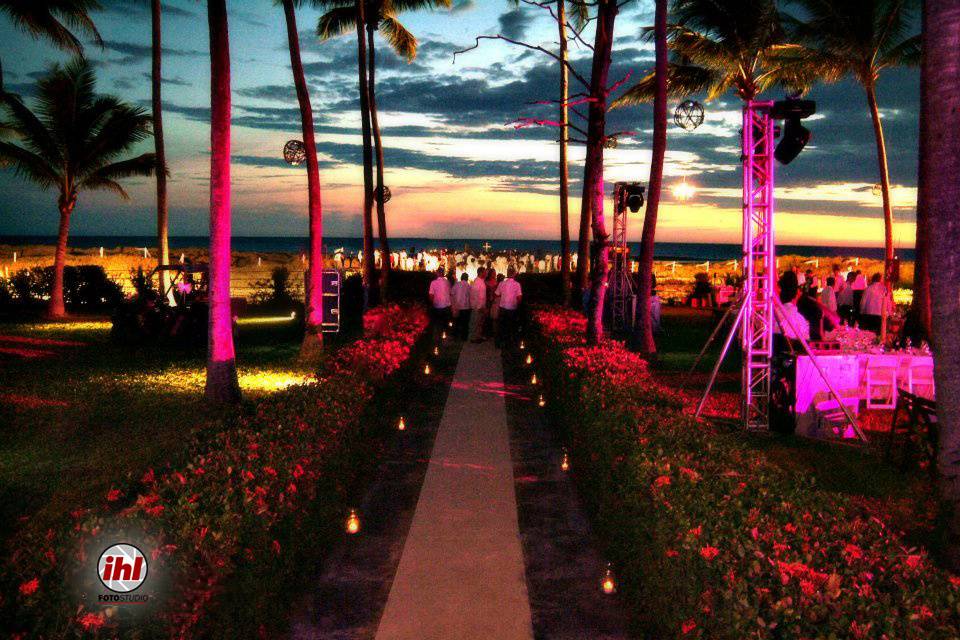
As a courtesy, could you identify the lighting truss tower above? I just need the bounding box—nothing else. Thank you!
[609,182,636,331]
[741,100,777,430]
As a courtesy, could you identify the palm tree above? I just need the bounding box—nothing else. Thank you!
[921,0,960,569]
[629,0,668,356]
[0,59,155,318]
[582,0,620,345]
[205,0,240,404]
[318,0,450,301]
[784,0,921,341]
[0,0,102,91]
[149,0,171,301]
[278,0,325,359]
[614,0,812,106]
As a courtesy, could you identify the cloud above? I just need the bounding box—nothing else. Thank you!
[141,73,191,87]
[100,40,205,65]
[98,0,196,18]
[498,8,529,40]
[450,0,476,13]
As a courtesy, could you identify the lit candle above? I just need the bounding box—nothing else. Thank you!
[519,340,525,350]
[525,354,533,365]
[424,363,431,375]
[397,416,406,431]
[346,509,360,534]
[530,373,538,385]
[433,346,439,356]
[602,564,616,594]
[538,394,546,408]
[441,331,447,340]
[560,450,570,472]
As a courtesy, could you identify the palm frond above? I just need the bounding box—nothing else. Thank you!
[75,103,153,178]
[0,140,61,188]
[567,0,589,31]
[611,63,719,108]
[0,0,102,52]
[77,153,156,199]
[878,33,920,68]
[379,12,417,60]
[386,0,452,12]
[317,5,357,40]
[0,90,63,164]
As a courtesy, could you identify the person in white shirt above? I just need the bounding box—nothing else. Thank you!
[775,272,810,342]
[469,267,488,343]
[494,266,523,349]
[859,273,891,333]
[428,267,452,344]
[820,276,838,313]
[451,272,472,340]
[836,271,857,324]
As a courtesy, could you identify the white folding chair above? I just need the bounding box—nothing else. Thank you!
[904,361,936,399]
[865,355,899,410]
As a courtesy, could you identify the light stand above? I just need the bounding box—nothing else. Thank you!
[692,100,862,439]
[609,182,644,332]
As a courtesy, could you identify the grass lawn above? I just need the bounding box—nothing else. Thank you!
[0,312,339,548]
[655,304,942,551]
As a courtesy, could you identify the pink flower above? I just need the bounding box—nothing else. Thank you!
[19,578,39,596]
[905,554,922,570]
[699,546,720,561]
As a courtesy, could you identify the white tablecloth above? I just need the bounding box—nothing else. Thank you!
[794,352,934,436]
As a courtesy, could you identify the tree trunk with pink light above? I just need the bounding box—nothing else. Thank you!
[204,0,240,404]
[633,0,667,356]
[282,0,324,358]
[557,0,571,306]
[355,0,375,305]
[865,81,894,342]
[583,0,618,345]
[923,0,960,570]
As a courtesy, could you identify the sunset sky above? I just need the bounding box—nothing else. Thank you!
[0,0,921,247]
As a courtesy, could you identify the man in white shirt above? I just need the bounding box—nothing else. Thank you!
[494,266,523,349]
[775,273,810,343]
[820,276,838,313]
[451,272,472,340]
[428,267,452,344]
[469,267,488,343]
[859,273,891,333]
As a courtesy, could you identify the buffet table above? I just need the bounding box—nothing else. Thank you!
[794,351,934,437]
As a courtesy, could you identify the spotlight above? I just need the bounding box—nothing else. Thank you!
[771,97,816,165]
[620,182,646,212]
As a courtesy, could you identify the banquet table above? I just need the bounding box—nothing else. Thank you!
[794,352,934,437]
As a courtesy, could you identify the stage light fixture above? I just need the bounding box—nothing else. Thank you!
[771,98,816,165]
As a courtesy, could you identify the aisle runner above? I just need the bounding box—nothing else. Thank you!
[374,341,534,640]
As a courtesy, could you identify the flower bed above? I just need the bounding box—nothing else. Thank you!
[4,303,428,638]
[530,306,960,639]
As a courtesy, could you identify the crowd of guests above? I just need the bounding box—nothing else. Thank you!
[775,266,894,343]
[427,265,523,349]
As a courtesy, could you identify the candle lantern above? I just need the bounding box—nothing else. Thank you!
[538,394,546,408]
[397,416,406,431]
[560,450,570,472]
[602,564,616,594]
[424,363,431,375]
[525,354,533,365]
[346,509,361,534]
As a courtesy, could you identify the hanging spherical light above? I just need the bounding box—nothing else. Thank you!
[283,139,307,166]
[375,185,392,204]
[872,183,883,197]
[674,100,705,131]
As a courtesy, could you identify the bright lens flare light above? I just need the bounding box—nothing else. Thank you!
[346,509,361,534]
[602,564,617,594]
[672,179,697,202]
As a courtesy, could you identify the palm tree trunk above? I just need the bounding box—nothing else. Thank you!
[912,47,932,339]
[575,189,590,301]
[355,0,375,307]
[633,0,667,355]
[282,0,324,359]
[47,200,73,318]
[205,0,240,405]
[923,0,960,571]
[583,0,618,345]
[557,0,571,306]
[151,0,171,300]
[865,81,894,342]
[368,21,390,300]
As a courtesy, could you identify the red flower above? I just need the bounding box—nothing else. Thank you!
[905,554,922,570]
[699,546,720,561]
[681,619,697,635]
[19,578,39,596]
[272,540,281,555]
[654,475,671,488]
[106,488,122,502]
[799,580,817,596]
[141,468,155,483]
[78,612,105,630]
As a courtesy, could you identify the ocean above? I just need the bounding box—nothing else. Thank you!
[0,235,913,262]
